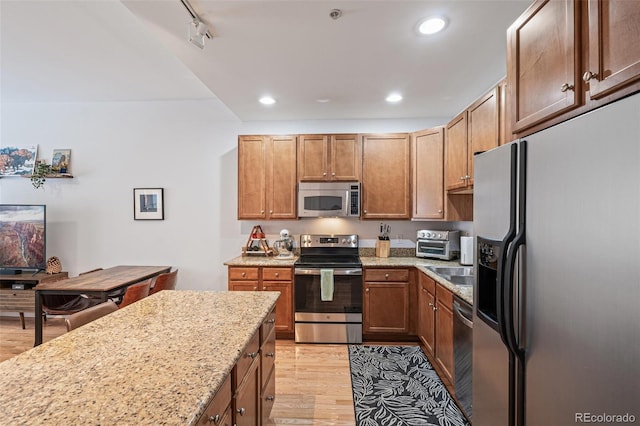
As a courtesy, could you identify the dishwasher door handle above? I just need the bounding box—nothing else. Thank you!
[453,301,473,329]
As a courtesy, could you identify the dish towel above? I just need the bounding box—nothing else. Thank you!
[320,269,334,302]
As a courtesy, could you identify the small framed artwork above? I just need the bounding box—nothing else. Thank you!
[51,149,71,173]
[133,188,164,220]
[0,145,38,176]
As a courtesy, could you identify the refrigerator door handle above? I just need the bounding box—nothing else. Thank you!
[496,144,520,349]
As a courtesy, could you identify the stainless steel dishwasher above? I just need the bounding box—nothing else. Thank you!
[453,295,473,421]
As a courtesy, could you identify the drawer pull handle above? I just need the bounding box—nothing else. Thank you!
[237,407,246,416]
[207,414,220,424]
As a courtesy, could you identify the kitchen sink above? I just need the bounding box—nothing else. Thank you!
[426,266,474,287]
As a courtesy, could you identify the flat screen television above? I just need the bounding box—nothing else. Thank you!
[0,204,46,274]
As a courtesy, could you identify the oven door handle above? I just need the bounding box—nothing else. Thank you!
[294,268,362,276]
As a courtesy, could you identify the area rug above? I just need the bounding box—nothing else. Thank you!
[348,345,470,426]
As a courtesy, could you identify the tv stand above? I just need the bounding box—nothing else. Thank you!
[0,272,68,329]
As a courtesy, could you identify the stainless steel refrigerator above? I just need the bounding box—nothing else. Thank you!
[473,93,640,425]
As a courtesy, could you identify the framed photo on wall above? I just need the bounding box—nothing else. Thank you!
[51,149,71,173]
[0,145,37,176]
[133,188,164,220]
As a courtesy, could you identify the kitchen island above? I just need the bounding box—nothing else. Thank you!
[0,290,279,425]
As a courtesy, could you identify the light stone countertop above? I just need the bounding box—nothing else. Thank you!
[0,290,279,426]
[224,255,473,305]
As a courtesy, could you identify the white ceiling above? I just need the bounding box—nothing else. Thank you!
[1,0,531,121]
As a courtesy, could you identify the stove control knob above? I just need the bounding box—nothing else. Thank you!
[342,239,347,244]
[437,233,442,239]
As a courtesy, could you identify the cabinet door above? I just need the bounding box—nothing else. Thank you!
[238,136,267,220]
[412,127,444,219]
[467,87,499,187]
[445,111,468,192]
[298,134,329,181]
[267,135,297,219]
[361,133,411,219]
[508,0,581,132]
[330,134,361,181]
[435,285,454,384]
[363,282,410,333]
[586,0,640,99]
[418,274,436,357]
[234,359,260,426]
[262,281,293,333]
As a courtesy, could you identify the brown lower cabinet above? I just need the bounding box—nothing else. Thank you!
[363,268,414,336]
[197,307,276,426]
[417,272,455,384]
[228,266,294,337]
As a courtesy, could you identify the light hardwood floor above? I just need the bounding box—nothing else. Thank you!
[0,316,357,424]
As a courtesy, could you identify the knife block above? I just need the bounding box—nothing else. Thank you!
[375,240,390,258]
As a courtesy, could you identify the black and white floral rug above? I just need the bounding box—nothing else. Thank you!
[348,345,470,426]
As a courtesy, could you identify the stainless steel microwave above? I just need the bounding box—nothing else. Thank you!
[298,182,360,218]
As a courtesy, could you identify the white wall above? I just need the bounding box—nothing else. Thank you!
[1,100,469,291]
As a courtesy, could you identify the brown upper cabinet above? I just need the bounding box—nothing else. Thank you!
[238,135,297,220]
[508,0,640,134]
[297,134,361,182]
[412,127,444,220]
[361,133,411,219]
[445,85,500,193]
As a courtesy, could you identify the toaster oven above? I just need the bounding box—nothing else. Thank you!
[416,230,461,260]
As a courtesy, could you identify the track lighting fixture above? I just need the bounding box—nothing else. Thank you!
[180,0,213,49]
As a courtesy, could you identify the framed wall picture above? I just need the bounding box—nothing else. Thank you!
[51,149,71,173]
[0,145,38,176]
[133,188,164,220]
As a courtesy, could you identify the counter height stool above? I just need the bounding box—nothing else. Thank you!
[118,279,151,309]
[65,301,118,332]
[149,269,178,295]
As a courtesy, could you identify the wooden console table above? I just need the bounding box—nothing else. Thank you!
[0,272,68,329]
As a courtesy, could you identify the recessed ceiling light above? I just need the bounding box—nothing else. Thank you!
[386,93,403,103]
[418,17,447,35]
[316,98,331,103]
[259,96,276,105]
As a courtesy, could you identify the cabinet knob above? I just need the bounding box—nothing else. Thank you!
[207,414,221,424]
[560,83,574,92]
[583,71,598,82]
[331,172,336,176]
[237,407,246,416]
[266,352,275,357]
[366,288,370,292]
[267,318,275,324]
[263,286,269,291]
[246,352,258,359]
[323,172,327,176]
[266,395,275,401]
[438,209,443,214]
[241,272,246,277]
[385,273,389,279]
[253,286,258,290]
[428,302,434,307]
[261,210,265,214]
[269,210,273,214]
[363,209,367,214]
[275,272,279,277]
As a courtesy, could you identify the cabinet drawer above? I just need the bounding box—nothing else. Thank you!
[260,308,276,343]
[228,267,259,281]
[197,374,231,425]
[262,367,276,422]
[365,268,409,282]
[261,267,292,281]
[419,272,436,294]
[436,283,453,309]
[235,331,260,386]
[261,328,276,389]
[0,289,35,312]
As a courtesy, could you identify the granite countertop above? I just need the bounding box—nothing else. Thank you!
[0,290,279,425]
[225,255,473,305]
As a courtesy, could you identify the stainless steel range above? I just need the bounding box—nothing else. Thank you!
[294,234,362,343]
